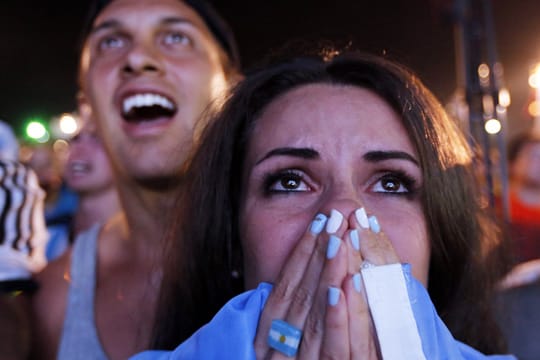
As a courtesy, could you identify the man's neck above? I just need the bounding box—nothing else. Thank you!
[116,182,180,251]
[73,188,121,235]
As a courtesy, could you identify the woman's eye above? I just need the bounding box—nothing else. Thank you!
[98,35,126,51]
[372,174,411,194]
[163,32,192,46]
[266,171,310,193]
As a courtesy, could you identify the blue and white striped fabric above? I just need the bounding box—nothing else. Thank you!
[0,160,48,281]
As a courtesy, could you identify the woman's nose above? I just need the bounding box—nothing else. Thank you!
[317,188,367,233]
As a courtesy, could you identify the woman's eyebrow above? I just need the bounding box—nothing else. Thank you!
[255,147,319,165]
[363,150,419,165]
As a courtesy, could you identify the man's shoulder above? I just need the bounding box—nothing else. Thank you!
[33,249,72,307]
[31,249,72,358]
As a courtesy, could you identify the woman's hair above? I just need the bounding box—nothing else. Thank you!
[152,50,510,353]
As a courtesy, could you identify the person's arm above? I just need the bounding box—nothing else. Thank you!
[0,293,32,360]
[0,161,48,359]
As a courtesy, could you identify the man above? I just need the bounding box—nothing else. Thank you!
[26,143,78,261]
[31,1,240,358]
[63,117,121,244]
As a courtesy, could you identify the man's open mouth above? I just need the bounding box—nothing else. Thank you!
[121,93,177,122]
[68,160,91,175]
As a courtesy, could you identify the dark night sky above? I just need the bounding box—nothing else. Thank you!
[1,1,540,138]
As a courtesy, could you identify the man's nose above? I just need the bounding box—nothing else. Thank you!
[121,42,163,77]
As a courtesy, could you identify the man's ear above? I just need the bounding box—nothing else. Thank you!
[76,91,92,123]
[228,72,244,88]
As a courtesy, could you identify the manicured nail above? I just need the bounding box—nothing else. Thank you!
[350,229,360,251]
[326,235,341,259]
[353,273,362,293]
[310,213,328,235]
[369,215,380,233]
[355,207,370,229]
[326,209,343,233]
[328,287,340,306]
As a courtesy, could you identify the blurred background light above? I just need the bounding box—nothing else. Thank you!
[25,120,50,143]
[59,114,78,135]
[485,118,502,134]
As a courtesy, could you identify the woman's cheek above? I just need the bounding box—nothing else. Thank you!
[241,206,313,287]
[383,210,430,285]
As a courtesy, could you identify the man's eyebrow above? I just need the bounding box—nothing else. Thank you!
[89,17,195,36]
[363,150,419,165]
[90,20,121,35]
[255,147,319,165]
[161,17,195,26]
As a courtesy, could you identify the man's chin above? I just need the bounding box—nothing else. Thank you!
[135,174,183,192]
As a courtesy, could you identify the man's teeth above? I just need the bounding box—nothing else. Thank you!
[122,93,175,114]
[70,162,89,173]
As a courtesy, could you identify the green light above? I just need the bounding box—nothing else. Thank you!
[25,120,49,143]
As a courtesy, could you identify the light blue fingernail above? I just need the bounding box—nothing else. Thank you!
[326,209,343,234]
[310,213,328,235]
[350,229,360,251]
[326,235,341,259]
[328,287,340,306]
[369,215,380,233]
[353,273,362,293]
[355,207,370,229]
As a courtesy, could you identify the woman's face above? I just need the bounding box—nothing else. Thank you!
[239,83,430,289]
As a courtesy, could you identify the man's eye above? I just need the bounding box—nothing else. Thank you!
[266,171,310,193]
[163,32,192,46]
[372,174,412,194]
[99,36,126,50]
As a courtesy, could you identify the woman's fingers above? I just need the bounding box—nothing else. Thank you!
[319,286,349,359]
[297,232,349,359]
[254,213,327,358]
[350,208,400,266]
[344,274,379,359]
[257,206,399,359]
[255,210,349,359]
[346,229,363,275]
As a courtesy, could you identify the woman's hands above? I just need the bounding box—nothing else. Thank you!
[254,207,401,359]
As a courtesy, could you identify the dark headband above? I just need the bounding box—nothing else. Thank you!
[80,0,240,69]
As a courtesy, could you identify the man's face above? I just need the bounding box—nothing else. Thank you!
[64,122,115,195]
[80,0,229,185]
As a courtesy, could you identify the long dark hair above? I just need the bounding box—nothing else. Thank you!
[152,51,510,353]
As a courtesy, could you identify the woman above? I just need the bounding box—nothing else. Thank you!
[143,51,513,359]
